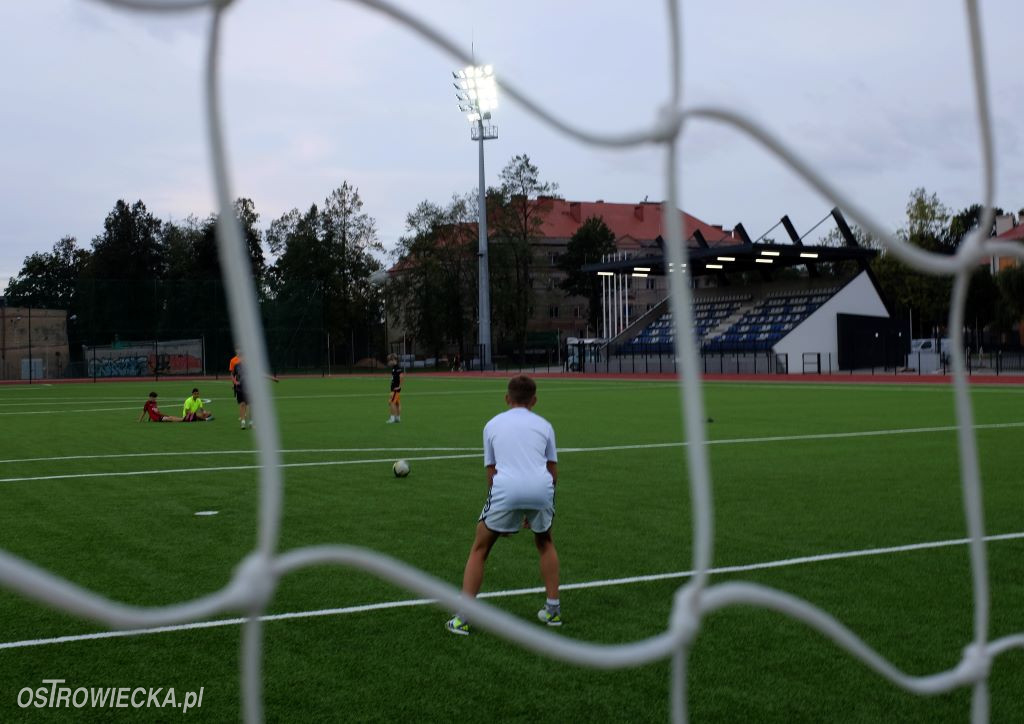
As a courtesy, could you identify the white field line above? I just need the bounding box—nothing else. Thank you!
[0,448,481,465]
[0,406,142,416]
[2,531,1021,651]
[0,383,676,409]
[3,421,1023,484]
[3,379,1022,410]
[3,383,1021,413]
[0,454,483,483]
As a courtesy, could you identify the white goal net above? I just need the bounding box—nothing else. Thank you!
[1,0,1021,722]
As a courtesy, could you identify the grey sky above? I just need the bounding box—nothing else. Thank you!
[2,0,1022,292]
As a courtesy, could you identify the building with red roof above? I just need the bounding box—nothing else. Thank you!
[991,218,1024,273]
[387,197,735,358]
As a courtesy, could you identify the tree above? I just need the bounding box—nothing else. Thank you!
[947,203,1005,249]
[995,266,1024,346]
[815,222,878,278]
[87,200,165,281]
[79,200,165,342]
[4,236,89,309]
[266,182,383,369]
[234,197,267,290]
[489,154,560,356]
[901,187,951,252]
[869,189,963,337]
[964,266,999,350]
[389,196,478,358]
[556,216,616,333]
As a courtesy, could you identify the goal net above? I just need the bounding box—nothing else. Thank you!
[1,1,1021,722]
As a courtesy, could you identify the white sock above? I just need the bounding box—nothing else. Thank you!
[546,598,560,612]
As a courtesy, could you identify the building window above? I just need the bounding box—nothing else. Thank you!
[548,252,559,266]
[548,306,560,319]
[574,306,582,319]
[645,277,657,290]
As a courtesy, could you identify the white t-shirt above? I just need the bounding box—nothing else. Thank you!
[483,407,557,511]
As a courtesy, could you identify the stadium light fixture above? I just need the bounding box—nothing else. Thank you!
[760,250,780,257]
[454,63,499,369]
[800,252,819,259]
[597,271,614,277]
[631,273,648,278]
[706,263,723,270]
[717,256,735,262]
[755,258,774,264]
[633,266,651,272]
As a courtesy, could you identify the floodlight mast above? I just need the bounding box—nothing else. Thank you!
[454,65,498,370]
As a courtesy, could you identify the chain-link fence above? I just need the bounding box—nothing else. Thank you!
[1,280,390,381]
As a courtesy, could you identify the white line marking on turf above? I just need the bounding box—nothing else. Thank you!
[4,421,1022,484]
[0,406,141,416]
[0,384,678,411]
[0,447,481,465]
[2,531,1021,651]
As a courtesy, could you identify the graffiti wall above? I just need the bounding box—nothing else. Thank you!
[83,339,203,378]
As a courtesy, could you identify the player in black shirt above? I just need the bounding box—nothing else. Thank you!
[387,354,404,423]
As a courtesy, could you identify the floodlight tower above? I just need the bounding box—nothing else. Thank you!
[454,64,498,370]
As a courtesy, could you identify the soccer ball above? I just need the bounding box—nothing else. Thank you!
[393,460,410,478]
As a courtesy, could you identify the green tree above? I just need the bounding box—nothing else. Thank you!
[4,236,89,310]
[901,187,951,252]
[869,189,964,336]
[556,216,616,333]
[947,203,1006,249]
[489,154,559,356]
[234,197,267,290]
[995,266,1024,344]
[87,200,165,281]
[266,182,383,369]
[389,195,478,358]
[79,200,165,343]
[964,266,998,350]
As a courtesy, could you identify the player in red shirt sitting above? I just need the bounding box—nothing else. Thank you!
[138,392,184,422]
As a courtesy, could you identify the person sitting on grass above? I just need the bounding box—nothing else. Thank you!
[182,388,214,422]
[138,392,183,422]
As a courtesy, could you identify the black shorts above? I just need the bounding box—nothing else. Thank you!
[234,385,248,404]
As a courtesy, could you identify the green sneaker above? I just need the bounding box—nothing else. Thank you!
[446,616,470,636]
[537,608,562,627]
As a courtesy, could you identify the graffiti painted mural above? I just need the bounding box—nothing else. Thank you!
[87,355,150,378]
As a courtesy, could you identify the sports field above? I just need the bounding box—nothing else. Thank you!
[0,374,1021,722]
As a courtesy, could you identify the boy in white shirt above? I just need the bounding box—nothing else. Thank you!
[446,375,561,635]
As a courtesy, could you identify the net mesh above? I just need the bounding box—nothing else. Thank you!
[2,0,1022,721]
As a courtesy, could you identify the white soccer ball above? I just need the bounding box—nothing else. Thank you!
[393,459,410,478]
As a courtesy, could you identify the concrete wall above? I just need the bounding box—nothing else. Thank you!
[1,308,70,380]
[773,271,889,374]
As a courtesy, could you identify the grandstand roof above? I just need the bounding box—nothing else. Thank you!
[580,241,877,277]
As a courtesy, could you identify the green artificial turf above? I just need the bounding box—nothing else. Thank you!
[0,375,1021,722]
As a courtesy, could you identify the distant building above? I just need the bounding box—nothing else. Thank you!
[1,307,70,381]
[991,215,1023,274]
[387,197,733,356]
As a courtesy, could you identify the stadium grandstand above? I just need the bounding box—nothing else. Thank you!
[581,208,906,374]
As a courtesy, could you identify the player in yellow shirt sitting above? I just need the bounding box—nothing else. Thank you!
[182,388,214,422]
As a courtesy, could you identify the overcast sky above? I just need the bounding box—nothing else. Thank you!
[2,0,1022,291]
